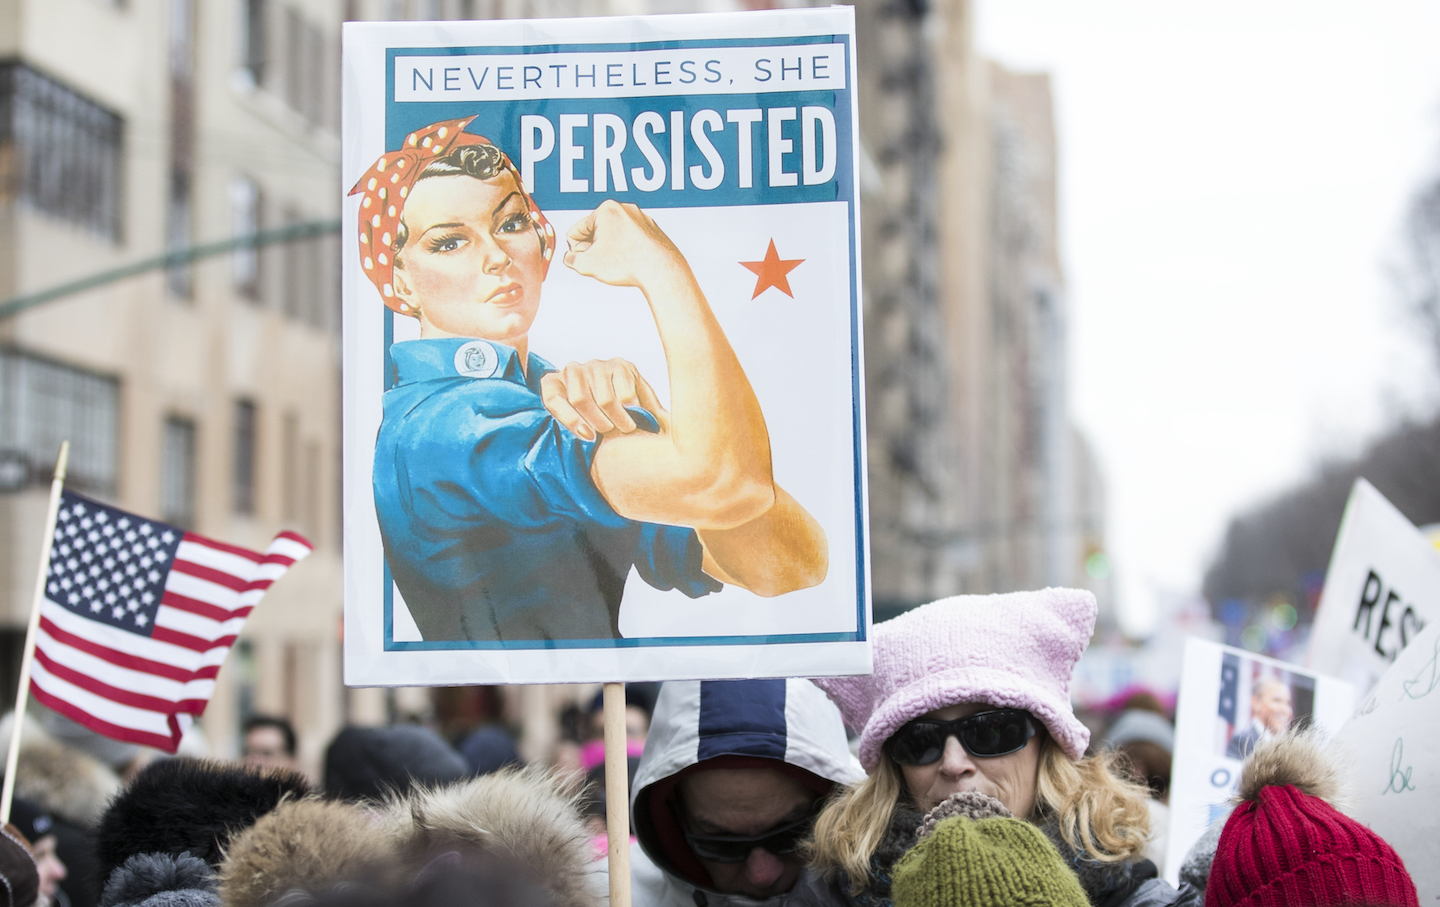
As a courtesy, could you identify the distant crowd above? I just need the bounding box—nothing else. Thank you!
[0,590,1420,907]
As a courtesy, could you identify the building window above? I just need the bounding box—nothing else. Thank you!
[283,6,305,113]
[303,21,325,125]
[303,439,321,542]
[161,416,197,528]
[281,411,299,524]
[281,206,302,321]
[275,206,337,329]
[0,348,119,494]
[241,0,267,87]
[250,4,335,132]
[0,64,124,241]
[166,0,196,299]
[234,399,257,515]
[230,176,262,300]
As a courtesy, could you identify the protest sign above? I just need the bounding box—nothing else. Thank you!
[341,10,870,686]
[1164,638,1353,884]
[1309,479,1440,695]
[1335,621,1440,905]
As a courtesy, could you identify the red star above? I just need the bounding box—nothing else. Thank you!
[740,239,804,299]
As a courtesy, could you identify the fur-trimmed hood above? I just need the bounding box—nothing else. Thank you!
[0,712,119,828]
[377,766,600,907]
[218,798,400,907]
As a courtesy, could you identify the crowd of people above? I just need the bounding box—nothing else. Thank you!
[0,590,1421,907]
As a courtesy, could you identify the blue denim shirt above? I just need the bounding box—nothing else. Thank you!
[374,337,720,641]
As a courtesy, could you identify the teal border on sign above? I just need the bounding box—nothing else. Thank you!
[377,32,866,651]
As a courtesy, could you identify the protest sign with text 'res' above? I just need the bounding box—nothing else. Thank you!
[1335,620,1440,905]
[341,10,870,687]
[1163,638,1353,885]
[1308,479,1440,696]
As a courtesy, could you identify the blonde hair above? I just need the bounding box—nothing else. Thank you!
[1033,741,1151,862]
[807,736,1151,885]
[805,753,905,886]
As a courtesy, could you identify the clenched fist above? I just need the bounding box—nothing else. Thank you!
[563,200,688,291]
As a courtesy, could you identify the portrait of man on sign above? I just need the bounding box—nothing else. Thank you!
[351,117,828,642]
[1217,654,1314,760]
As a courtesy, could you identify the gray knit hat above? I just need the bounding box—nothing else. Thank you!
[100,853,220,907]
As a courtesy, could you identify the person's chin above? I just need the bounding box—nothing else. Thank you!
[480,315,534,343]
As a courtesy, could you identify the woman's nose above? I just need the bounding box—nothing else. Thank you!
[937,735,976,778]
[479,234,512,272]
[743,847,785,889]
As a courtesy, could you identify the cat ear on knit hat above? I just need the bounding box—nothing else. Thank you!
[812,589,1098,769]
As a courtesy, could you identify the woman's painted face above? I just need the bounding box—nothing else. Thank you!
[391,171,546,344]
[896,702,1043,818]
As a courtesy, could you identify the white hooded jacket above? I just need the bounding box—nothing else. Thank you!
[629,679,865,907]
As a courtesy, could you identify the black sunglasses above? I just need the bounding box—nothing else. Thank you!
[676,800,820,864]
[886,708,1038,765]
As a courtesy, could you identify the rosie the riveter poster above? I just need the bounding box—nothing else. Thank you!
[341,9,871,685]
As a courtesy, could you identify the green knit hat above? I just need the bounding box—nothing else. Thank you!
[892,793,1089,907]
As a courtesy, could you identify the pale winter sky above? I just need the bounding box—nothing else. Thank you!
[974,1,1440,636]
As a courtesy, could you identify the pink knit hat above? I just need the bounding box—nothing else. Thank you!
[813,589,1097,771]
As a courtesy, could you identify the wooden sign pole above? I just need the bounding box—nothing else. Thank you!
[603,682,632,907]
[0,441,69,824]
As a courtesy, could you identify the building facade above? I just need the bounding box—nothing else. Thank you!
[0,0,351,771]
[859,1,1110,620]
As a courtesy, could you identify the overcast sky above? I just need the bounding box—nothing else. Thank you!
[974,0,1440,635]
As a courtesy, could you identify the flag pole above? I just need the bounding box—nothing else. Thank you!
[603,682,632,907]
[1,441,69,824]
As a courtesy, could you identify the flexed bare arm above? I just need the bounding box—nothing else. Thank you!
[544,200,828,596]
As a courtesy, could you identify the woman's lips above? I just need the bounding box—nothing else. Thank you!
[485,282,524,306]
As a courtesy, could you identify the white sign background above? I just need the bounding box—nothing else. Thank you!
[1336,621,1440,905]
[1164,638,1354,884]
[1309,478,1440,695]
[341,10,870,686]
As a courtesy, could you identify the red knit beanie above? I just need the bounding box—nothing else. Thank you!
[1204,733,1418,907]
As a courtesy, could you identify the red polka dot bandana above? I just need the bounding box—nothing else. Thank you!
[347,116,555,313]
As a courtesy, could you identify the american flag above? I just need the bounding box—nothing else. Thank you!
[31,490,312,752]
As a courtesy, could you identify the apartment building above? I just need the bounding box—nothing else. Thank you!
[0,0,350,769]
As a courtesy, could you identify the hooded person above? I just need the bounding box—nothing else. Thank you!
[629,678,865,907]
[8,802,69,907]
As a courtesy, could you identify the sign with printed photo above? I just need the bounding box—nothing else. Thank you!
[341,10,870,685]
[1163,638,1353,885]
